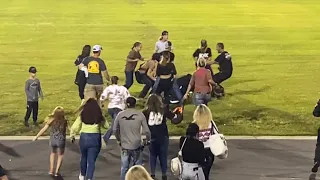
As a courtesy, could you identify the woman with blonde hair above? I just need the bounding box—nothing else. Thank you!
[183,58,217,106]
[125,165,153,180]
[33,106,68,177]
[192,104,219,180]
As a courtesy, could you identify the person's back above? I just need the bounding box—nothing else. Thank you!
[103,84,130,110]
[116,108,148,150]
[192,68,212,93]
[82,56,106,85]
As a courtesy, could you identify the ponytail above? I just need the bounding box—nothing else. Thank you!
[132,42,141,50]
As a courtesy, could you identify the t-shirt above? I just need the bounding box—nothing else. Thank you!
[198,121,219,148]
[214,51,233,74]
[193,47,212,60]
[156,63,177,76]
[155,40,174,53]
[82,56,107,85]
[100,85,130,110]
[189,68,213,94]
[179,137,205,165]
[113,109,151,150]
[142,106,175,139]
[25,78,43,102]
[125,50,142,72]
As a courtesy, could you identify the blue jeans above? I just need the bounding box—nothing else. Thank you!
[79,133,101,179]
[121,148,142,180]
[139,74,154,98]
[149,137,169,176]
[103,108,122,144]
[124,71,134,89]
[152,77,182,102]
[193,92,211,106]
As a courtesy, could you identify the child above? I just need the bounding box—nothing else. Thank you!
[24,66,43,127]
[33,106,68,177]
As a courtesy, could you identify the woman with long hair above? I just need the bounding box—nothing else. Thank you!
[183,58,217,106]
[137,53,160,98]
[192,104,219,180]
[70,98,109,180]
[142,94,178,180]
[74,45,91,104]
[154,51,176,102]
[33,106,68,177]
[125,165,153,180]
[155,31,173,53]
[179,123,205,180]
[124,42,144,89]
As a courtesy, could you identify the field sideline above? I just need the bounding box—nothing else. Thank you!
[0,0,320,136]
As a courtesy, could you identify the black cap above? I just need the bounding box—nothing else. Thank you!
[162,31,168,36]
[29,66,37,73]
[126,97,137,107]
[201,39,207,47]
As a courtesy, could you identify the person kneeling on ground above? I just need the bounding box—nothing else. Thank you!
[180,123,205,180]
[183,58,217,106]
[311,99,320,173]
[212,43,232,97]
[113,97,151,180]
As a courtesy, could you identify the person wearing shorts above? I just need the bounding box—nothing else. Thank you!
[80,45,110,104]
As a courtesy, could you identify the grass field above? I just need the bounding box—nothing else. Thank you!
[0,0,320,136]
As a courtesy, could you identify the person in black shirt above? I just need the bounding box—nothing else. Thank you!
[74,45,91,102]
[155,51,177,102]
[142,94,178,180]
[179,123,205,180]
[212,42,232,84]
[193,40,214,76]
[312,99,320,173]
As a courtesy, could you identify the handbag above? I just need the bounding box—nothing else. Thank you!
[208,121,228,159]
[171,138,187,176]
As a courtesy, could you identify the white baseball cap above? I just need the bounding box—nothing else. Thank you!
[92,45,103,52]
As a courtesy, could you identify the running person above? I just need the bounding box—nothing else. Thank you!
[74,45,91,104]
[113,97,151,180]
[33,106,68,177]
[124,42,144,89]
[79,45,110,104]
[100,76,130,144]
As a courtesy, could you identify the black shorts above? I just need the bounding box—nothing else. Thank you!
[0,165,6,177]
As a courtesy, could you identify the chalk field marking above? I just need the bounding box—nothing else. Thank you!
[0,136,317,140]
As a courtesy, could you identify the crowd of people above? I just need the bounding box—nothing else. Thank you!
[0,30,236,180]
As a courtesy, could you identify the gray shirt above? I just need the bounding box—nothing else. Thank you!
[82,56,107,85]
[155,40,174,53]
[113,108,151,150]
[25,78,43,102]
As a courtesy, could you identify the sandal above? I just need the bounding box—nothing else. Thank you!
[48,172,54,176]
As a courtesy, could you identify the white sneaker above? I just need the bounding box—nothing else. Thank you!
[79,174,85,180]
[81,99,85,105]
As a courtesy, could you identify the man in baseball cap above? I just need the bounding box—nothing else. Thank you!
[79,44,110,105]
[29,66,37,73]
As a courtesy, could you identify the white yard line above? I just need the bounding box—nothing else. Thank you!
[0,136,317,140]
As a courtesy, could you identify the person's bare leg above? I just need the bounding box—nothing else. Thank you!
[55,150,64,175]
[49,152,55,174]
[0,175,9,180]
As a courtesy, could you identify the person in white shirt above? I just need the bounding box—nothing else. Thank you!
[192,104,219,180]
[154,31,174,53]
[100,76,130,144]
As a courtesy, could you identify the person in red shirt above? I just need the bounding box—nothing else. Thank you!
[183,58,217,106]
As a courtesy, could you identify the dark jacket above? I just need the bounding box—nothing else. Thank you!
[74,55,87,85]
[313,99,320,117]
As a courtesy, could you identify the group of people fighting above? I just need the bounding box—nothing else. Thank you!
[0,30,235,180]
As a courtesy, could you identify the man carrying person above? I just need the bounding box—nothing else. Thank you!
[113,97,151,180]
[79,45,110,105]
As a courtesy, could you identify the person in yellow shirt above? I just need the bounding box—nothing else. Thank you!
[70,98,109,180]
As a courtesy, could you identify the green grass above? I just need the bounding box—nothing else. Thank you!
[0,0,320,136]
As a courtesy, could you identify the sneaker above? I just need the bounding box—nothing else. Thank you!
[150,175,155,179]
[162,175,167,180]
[312,161,320,173]
[79,174,85,180]
[24,122,29,127]
[33,122,39,126]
